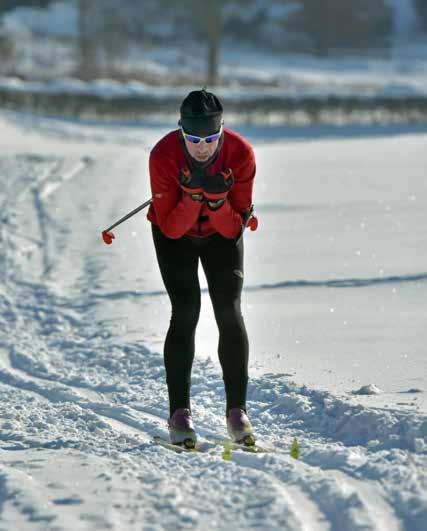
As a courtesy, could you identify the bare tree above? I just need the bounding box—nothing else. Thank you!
[77,0,131,78]
[175,0,222,85]
[414,0,427,32]
[97,3,128,75]
[77,0,97,78]
[0,30,17,75]
[290,0,392,55]
[205,2,221,85]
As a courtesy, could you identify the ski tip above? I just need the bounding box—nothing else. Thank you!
[290,437,300,459]
[222,441,233,461]
[242,434,256,447]
[153,436,198,453]
[182,438,196,450]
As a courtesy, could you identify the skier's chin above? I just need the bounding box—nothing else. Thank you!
[194,154,209,161]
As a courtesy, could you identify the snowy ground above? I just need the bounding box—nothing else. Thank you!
[0,110,426,530]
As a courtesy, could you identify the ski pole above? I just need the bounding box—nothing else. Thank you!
[236,204,258,245]
[102,197,153,245]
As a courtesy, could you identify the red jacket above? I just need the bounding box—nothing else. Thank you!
[147,128,256,239]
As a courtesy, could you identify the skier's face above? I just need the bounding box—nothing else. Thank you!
[183,133,221,162]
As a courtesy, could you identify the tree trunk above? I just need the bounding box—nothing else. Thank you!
[77,0,96,79]
[206,2,221,86]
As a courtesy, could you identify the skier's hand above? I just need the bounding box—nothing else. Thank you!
[203,169,234,201]
[179,166,205,201]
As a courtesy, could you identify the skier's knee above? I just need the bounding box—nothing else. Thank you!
[171,303,200,332]
[214,301,243,330]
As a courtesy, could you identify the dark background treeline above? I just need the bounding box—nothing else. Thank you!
[1,0,426,84]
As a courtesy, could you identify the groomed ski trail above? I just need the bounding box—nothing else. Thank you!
[0,112,426,531]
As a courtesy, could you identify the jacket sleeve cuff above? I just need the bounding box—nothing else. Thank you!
[180,184,203,194]
[203,190,228,200]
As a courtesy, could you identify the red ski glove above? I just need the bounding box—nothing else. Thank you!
[179,166,205,201]
[203,169,234,202]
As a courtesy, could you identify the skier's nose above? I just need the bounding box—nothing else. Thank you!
[196,146,208,155]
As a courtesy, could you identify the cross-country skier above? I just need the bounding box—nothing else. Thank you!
[147,89,256,448]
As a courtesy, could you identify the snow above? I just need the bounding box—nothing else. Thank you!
[0,110,426,529]
[2,53,427,99]
[353,385,382,396]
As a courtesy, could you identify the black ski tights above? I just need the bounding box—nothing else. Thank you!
[151,224,249,417]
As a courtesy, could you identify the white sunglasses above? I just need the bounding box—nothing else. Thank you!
[181,124,223,144]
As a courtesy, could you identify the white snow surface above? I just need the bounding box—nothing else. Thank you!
[2,51,427,99]
[0,111,426,530]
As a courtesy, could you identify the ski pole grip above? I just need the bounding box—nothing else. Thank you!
[248,216,258,231]
[102,231,115,245]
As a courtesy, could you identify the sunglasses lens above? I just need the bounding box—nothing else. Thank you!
[186,135,201,144]
[182,127,221,144]
[205,133,220,144]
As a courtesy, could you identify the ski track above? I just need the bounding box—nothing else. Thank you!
[0,350,381,531]
[0,274,421,531]
[0,114,426,530]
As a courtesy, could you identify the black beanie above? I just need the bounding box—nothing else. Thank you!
[180,89,223,137]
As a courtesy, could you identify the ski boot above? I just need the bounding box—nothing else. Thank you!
[168,408,197,449]
[227,408,255,447]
